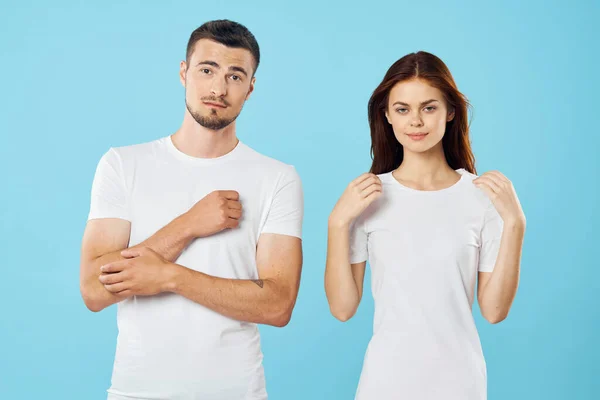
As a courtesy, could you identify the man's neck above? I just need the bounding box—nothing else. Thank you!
[171,116,239,159]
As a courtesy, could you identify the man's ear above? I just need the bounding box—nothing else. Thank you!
[245,76,256,100]
[179,61,187,87]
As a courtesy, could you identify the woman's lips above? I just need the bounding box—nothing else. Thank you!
[406,132,428,141]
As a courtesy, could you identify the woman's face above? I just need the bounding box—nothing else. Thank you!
[385,78,454,154]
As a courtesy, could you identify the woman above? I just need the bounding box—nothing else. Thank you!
[325,51,525,400]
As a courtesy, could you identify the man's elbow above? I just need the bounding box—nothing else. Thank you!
[270,311,292,328]
[80,285,105,313]
[82,296,103,313]
[268,298,296,328]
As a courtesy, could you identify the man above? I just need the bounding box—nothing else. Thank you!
[79,20,303,400]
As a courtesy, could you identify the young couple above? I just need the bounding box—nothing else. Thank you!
[80,19,525,400]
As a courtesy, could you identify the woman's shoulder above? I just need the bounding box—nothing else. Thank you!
[456,168,495,210]
[457,168,478,181]
[376,171,396,186]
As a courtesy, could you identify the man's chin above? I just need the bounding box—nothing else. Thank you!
[196,116,235,131]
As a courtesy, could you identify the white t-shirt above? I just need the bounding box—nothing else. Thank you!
[87,136,303,400]
[349,168,503,400]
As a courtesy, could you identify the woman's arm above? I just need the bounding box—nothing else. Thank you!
[325,173,381,322]
[477,219,525,323]
[474,171,526,324]
[325,219,367,321]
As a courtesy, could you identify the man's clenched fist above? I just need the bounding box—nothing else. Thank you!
[184,190,243,238]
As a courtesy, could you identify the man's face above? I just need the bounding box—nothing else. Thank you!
[180,39,256,130]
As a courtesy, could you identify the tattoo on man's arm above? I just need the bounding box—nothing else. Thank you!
[252,279,264,288]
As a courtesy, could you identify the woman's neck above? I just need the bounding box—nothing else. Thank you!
[393,146,460,190]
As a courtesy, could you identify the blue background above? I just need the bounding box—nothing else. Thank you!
[1,0,598,399]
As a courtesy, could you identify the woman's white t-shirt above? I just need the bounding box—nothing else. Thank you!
[349,168,503,400]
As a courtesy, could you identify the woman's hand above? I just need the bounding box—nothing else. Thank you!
[329,173,382,227]
[474,171,526,226]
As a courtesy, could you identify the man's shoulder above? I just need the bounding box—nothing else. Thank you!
[238,142,297,175]
[95,137,167,172]
[109,136,166,159]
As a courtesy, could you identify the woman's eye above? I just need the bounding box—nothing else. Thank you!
[396,108,408,114]
[424,106,436,112]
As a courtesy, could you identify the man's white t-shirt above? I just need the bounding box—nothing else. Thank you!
[349,168,503,400]
[87,136,303,400]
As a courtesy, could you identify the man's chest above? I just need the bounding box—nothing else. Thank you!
[126,168,274,244]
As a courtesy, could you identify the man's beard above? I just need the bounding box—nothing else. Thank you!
[186,100,240,131]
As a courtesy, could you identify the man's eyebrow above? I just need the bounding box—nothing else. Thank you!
[196,61,248,77]
[392,99,439,107]
[196,60,220,68]
[229,66,248,77]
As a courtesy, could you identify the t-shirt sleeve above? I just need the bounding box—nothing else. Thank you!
[260,166,304,238]
[478,202,504,272]
[349,216,368,264]
[87,148,131,221]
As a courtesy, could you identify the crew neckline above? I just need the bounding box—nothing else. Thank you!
[164,135,243,164]
[387,168,467,194]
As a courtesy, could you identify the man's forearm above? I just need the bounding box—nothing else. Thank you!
[165,264,296,327]
[134,213,196,261]
[83,213,195,311]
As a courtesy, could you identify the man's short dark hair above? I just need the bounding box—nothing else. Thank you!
[186,20,260,75]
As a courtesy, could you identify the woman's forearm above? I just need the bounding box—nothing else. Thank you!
[325,219,362,321]
[479,218,525,322]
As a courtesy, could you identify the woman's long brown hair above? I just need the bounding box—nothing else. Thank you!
[368,51,476,175]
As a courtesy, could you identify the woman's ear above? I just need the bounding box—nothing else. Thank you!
[447,108,455,122]
[385,110,391,125]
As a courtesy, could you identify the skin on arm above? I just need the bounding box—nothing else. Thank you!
[99,233,303,327]
[332,260,367,322]
[325,173,381,322]
[325,219,367,321]
[172,233,302,327]
[80,190,242,312]
[477,220,524,323]
[80,218,132,312]
[80,213,195,312]
[474,171,526,324]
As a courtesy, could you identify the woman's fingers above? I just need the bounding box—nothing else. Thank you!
[475,176,500,194]
[357,175,381,191]
[361,182,382,199]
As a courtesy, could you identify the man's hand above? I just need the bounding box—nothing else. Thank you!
[99,247,176,296]
[184,190,243,238]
